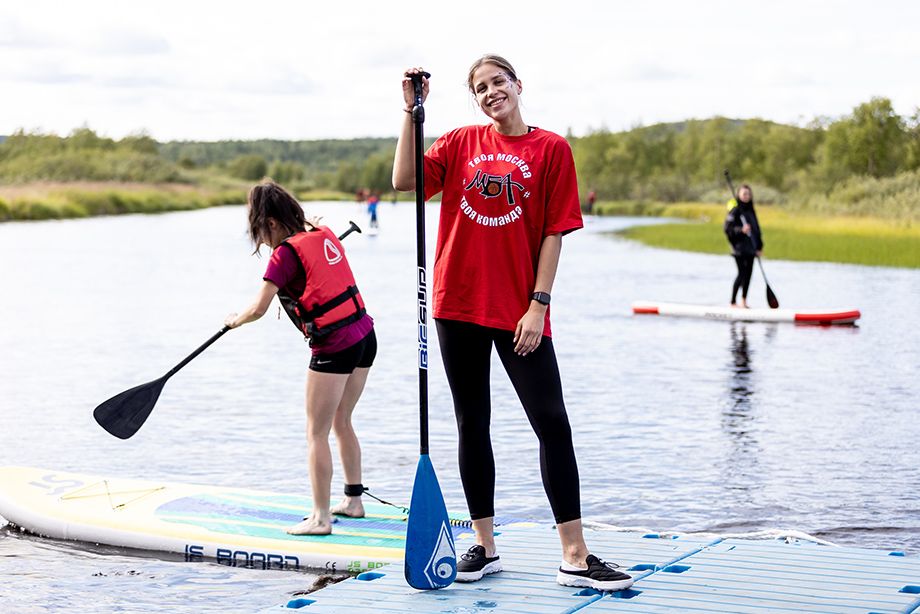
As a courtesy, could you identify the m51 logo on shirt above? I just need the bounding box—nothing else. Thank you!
[465,169,524,206]
[459,151,533,228]
[324,239,342,265]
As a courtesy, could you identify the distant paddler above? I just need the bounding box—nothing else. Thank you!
[724,183,764,308]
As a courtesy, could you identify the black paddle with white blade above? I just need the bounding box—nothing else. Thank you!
[724,169,779,309]
[93,222,363,439]
[403,70,457,590]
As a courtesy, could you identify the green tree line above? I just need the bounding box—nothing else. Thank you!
[0,130,414,196]
[159,137,413,194]
[2,97,918,220]
[0,128,180,183]
[572,97,920,218]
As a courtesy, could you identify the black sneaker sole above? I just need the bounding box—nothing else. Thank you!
[556,570,634,591]
[455,560,502,582]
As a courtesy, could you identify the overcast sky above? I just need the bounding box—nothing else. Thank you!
[1,1,918,142]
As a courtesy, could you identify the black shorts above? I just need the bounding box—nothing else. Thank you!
[309,329,377,374]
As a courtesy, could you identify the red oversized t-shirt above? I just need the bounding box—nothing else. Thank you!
[424,125,583,336]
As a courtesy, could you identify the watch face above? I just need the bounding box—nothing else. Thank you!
[533,292,550,305]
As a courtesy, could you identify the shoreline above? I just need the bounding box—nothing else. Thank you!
[0,182,359,222]
[594,202,919,269]
[3,186,917,269]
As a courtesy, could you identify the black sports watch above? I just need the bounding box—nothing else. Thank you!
[531,291,551,306]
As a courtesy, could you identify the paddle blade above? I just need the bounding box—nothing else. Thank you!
[404,454,456,590]
[766,285,780,309]
[93,378,166,439]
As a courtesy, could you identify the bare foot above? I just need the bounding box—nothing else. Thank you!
[730,303,739,308]
[331,496,365,518]
[286,515,332,535]
[741,301,750,309]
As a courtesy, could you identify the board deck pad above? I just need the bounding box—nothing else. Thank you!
[632,301,861,325]
[0,467,523,573]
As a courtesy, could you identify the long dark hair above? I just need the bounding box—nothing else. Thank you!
[246,182,308,253]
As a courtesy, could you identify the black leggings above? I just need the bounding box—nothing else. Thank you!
[435,318,581,524]
[732,254,755,303]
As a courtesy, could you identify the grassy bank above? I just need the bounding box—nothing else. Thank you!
[0,182,356,222]
[602,202,920,268]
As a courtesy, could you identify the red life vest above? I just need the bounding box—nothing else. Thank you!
[277,227,366,341]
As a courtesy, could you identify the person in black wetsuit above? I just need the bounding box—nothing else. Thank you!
[724,184,763,308]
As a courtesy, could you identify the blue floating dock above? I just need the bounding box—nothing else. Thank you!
[263,525,920,613]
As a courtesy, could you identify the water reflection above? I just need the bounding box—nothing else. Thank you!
[3,205,920,609]
[728,323,754,413]
[719,323,764,495]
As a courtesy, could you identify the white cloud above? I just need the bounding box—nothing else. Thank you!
[91,29,171,56]
[0,0,918,141]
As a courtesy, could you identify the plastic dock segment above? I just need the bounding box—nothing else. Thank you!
[264,530,920,613]
[268,528,715,613]
[583,538,920,613]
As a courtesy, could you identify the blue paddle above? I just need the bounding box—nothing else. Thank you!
[404,70,457,590]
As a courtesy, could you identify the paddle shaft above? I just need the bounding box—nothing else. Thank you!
[750,237,771,283]
[723,169,737,202]
[411,72,431,456]
[164,326,229,379]
[162,223,359,381]
[116,223,360,389]
[403,70,457,591]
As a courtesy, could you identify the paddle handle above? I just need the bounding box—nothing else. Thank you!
[164,326,230,380]
[411,72,430,456]
[338,221,362,241]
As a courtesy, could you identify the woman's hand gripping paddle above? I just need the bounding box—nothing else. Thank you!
[724,169,780,309]
[404,70,457,591]
[93,223,363,440]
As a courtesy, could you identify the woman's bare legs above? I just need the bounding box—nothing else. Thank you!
[472,517,588,567]
[287,370,349,535]
[330,367,370,517]
[557,518,590,566]
[471,518,496,557]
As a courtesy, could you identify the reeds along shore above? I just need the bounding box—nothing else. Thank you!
[0,185,243,220]
[0,184,357,221]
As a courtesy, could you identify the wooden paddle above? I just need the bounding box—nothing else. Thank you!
[724,170,779,309]
[93,222,363,440]
[403,70,457,590]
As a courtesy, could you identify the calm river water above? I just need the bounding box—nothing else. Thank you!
[1,202,918,611]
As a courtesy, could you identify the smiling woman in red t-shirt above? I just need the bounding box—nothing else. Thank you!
[393,55,633,592]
